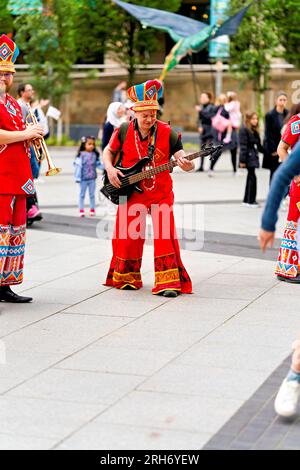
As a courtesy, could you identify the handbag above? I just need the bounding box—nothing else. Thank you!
[211,107,230,133]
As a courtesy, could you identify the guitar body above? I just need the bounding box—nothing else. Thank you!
[99,143,222,205]
[100,157,151,205]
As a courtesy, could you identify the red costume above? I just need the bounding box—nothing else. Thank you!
[104,80,192,295]
[275,113,300,278]
[0,34,34,286]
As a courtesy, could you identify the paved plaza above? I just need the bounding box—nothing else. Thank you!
[0,146,299,450]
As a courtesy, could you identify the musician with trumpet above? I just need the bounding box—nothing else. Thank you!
[0,34,44,303]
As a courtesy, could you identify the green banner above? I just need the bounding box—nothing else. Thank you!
[8,0,43,15]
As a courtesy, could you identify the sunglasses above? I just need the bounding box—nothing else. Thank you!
[0,72,13,79]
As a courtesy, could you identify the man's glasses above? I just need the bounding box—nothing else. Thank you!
[0,72,13,79]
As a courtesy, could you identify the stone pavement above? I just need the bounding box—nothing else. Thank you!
[0,148,299,450]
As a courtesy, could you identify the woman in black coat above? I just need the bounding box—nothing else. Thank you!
[195,91,216,172]
[263,92,288,183]
[239,112,264,207]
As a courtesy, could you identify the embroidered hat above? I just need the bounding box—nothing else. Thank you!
[127,79,163,111]
[0,34,19,73]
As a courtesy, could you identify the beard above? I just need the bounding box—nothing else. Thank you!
[0,80,11,98]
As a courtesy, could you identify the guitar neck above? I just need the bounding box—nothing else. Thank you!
[129,150,212,185]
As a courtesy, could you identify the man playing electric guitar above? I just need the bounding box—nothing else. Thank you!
[102,79,194,297]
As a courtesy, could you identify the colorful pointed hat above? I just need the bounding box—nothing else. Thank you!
[0,34,19,73]
[127,79,163,111]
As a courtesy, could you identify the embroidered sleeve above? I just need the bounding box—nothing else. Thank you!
[282,118,300,148]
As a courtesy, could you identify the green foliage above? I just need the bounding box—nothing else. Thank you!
[268,0,300,69]
[228,0,300,115]
[228,0,279,91]
[14,0,79,106]
[0,0,14,33]
[47,134,77,146]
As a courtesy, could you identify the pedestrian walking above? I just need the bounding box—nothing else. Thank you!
[112,80,127,104]
[195,91,215,172]
[209,94,232,176]
[263,91,288,184]
[239,112,264,207]
[17,83,43,224]
[101,102,126,152]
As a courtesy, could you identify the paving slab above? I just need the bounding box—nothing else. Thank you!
[0,148,296,449]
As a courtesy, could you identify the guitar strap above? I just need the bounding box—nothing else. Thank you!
[114,120,177,167]
[112,121,130,167]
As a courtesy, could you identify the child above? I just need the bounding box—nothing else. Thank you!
[74,136,101,217]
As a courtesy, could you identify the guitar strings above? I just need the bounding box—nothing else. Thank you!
[103,149,215,192]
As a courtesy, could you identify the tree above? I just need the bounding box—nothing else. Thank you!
[268,0,300,69]
[0,0,14,33]
[14,0,79,106]
[104,0,181,84]
[228,0,280,117]
[73,0,109,64]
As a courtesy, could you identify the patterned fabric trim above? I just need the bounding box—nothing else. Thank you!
[275,220,299,278]
[21,178,35,195]
[152,253,192,294]
[0,224,25,286]
[105,256,143,289]
[155,268,180,285]
[113,271,142,284]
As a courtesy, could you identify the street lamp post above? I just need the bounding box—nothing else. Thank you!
[215,59,223,98]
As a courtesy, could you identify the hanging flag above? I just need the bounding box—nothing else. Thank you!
[113,0,207,43]
[159,26,214,81]
[113,1,252,79]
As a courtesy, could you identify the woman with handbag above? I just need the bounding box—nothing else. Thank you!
[239,112,264,207]
[209,94,232,176]
[195,91,216,172]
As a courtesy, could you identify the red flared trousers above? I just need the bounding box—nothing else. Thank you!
[105,192,192,294]
[0,195,26,286]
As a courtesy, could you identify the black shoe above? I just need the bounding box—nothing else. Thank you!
[197,167,204,172]
[159,290,178,298]
[121,284,136,290]
[277,274,300,284]
[0,286,33,303]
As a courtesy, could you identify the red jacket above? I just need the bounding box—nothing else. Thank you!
[0,94,34,195]
[108,119,173,198]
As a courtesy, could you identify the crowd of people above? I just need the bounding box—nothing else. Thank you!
[1,32,300,422]
[196,90,292,208]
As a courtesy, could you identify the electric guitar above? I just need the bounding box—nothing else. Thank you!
[100,143,223,205]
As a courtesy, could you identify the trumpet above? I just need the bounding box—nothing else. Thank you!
[25,103,62,176]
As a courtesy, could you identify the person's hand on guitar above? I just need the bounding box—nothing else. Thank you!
[174,150,195,172]
[106,165,124,189]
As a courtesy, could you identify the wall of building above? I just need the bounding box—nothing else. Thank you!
[12,68,299,132]
[63,68,300,131]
